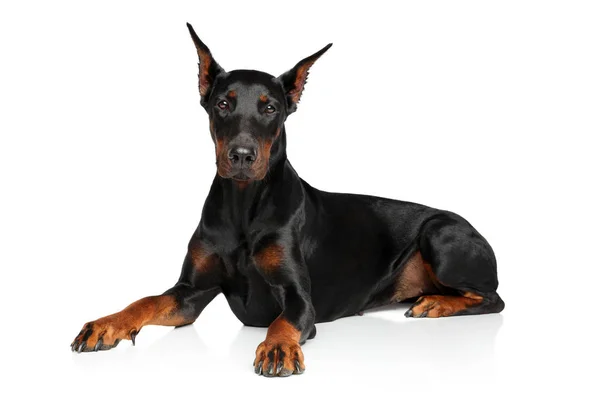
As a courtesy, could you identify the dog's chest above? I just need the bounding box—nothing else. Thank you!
[220,245,282,326]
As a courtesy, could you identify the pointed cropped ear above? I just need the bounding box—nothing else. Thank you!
[278,43,332,114]
[186,23,224,107]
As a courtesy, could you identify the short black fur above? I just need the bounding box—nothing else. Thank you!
[72,24,504,377]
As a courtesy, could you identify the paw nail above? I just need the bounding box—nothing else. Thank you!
[130,330,138,346]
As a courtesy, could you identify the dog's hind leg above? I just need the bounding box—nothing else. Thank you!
[397,215,505,318]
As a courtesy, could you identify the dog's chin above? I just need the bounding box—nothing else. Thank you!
[217,170,260,182]
[232,172,252,182]
[217,164,268,182]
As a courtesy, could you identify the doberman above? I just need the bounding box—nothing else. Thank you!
[71,23,504,377]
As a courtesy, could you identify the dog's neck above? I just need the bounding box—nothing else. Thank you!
[207,126,298,228]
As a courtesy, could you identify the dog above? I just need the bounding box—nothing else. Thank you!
[71,23,504,377]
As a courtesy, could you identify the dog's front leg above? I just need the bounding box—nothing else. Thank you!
[71,239,223,352]
[71,284,219,352]
[252,241,315,377]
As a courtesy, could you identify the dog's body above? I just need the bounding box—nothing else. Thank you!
[201,159,503,327]
[72,24,504,377]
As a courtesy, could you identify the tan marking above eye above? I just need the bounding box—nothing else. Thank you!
[259,94,268,102]
[227,90,236,98]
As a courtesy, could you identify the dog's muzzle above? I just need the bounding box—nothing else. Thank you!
[225,133,259,180]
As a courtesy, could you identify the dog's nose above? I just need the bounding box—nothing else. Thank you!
[228,146,257,167]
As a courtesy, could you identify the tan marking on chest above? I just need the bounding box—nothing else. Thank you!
[254,243,284,272]
[189,242,219,273]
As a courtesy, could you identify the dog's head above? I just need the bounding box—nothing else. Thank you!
[187,23,331,182]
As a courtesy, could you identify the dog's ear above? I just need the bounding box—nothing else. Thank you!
[187,23,224,108]
[278,43,332,114]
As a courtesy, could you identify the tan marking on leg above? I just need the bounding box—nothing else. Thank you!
[463,291,484,300]
[393,251,440,302]
[266,315,301,343]
[409,292,483,318]
[253,315,304,376]
[71,295,190,351]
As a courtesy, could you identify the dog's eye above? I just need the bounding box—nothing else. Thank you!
[265,105,276,114]
[217,100,230,111]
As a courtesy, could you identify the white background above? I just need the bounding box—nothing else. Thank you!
[1,1,599,398]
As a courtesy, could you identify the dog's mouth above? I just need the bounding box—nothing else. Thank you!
[232,172,252,181]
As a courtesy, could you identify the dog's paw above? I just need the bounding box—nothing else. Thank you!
[253,340,305,377]
[71,316,139,353]
[404,293,483,318]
